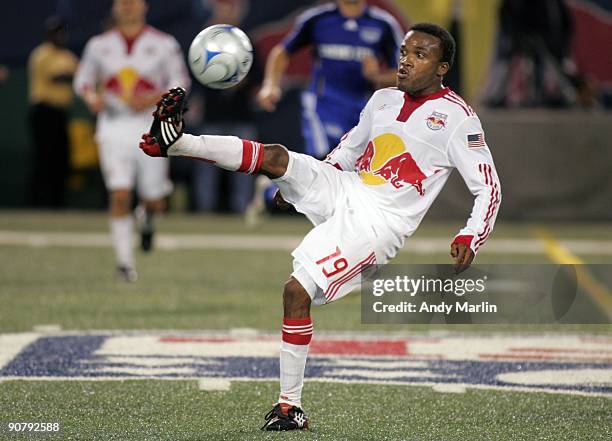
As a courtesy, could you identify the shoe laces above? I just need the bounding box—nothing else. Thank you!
[261,404,284,430]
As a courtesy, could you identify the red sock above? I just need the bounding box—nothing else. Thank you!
[237,139,264,174]
[281,317,313,345]
[169,134,263,174]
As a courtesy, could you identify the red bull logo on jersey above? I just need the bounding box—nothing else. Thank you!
[355,133,426,196]
[104,67,156,103]
[426,111,447,131]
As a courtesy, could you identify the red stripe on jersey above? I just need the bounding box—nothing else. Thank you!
[396,93,423,122]
[472,164,501,251]
[476,187,500,249]
[475,225,491,251]
[443,95,471,116]
[396,88,449,122]
[466,163,499,253]
[448,91,474,115]
[479,166,496,226]
[324,252,376,302]
[482,167,498,225]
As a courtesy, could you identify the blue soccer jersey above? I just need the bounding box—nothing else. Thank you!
[282,2,404,157]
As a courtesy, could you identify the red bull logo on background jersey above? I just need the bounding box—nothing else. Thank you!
[355,133,427,196]
[104,67,156,103]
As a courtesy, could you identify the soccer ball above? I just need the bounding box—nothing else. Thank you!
[188,24,253,89]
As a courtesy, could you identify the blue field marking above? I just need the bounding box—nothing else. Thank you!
[1,333,610,396]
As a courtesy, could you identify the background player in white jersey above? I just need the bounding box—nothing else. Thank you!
[140,23,501,430]
[74,0,190,281]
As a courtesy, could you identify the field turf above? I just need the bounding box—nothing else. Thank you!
[0,211,610,440]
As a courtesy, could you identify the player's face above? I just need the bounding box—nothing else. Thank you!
[396,31,449,96]
[113,0,147,25]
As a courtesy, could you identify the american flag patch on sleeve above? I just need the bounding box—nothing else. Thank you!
[467,133,486,148]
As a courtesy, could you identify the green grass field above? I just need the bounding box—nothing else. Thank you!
[0,211,610,440]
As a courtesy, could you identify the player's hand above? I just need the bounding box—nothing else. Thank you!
[128,93,159,112]
[273,190,291,210]
[362,55,380,82]
[257,84,282,112]
[84,92,104,114]
[450,242,474,274]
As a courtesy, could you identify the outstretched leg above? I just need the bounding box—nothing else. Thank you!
[139,87,290,179]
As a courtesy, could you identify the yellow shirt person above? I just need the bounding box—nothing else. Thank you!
[28,41,78,109]
[27,17,77,208]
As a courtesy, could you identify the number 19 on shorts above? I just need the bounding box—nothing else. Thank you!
[315,246,348,278]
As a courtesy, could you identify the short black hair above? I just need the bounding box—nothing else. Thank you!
[409,23,456,69]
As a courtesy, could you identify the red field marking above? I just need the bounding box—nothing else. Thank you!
[159,336,409,356]
[479,353,612,362]
[159,337,237,343]
[509,348,612,354]
[580,337,612,344]
[310,340,408,356]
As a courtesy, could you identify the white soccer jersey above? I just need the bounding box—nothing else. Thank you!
[325,86,501,255]
[74,26,190,125]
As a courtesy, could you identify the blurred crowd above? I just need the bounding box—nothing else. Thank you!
[4,0,609,212]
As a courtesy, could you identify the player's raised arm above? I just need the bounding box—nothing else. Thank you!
[257,5,317,112]
[324,93,375,171]
[447,116,502,273]
[361,6,404,89]
[257,45,288,112]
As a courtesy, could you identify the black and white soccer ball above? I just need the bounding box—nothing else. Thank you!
[188,24,253,89]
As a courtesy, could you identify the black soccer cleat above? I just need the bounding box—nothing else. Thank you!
[135,205,154,253]
[116,265,138,283]
[140,230,153,252]
[261,403,309,431]
[139,87,188,157]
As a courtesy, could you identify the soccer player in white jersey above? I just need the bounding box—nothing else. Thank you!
[140,23,501,430]
[74,0,190,281]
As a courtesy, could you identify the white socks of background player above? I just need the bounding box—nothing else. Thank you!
[279,317,313,407]
[110,216,134,268]
[170,134,263,174]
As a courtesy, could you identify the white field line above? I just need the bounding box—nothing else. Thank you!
[0,333,40,371]
[198,378,231,391]
[1,230,612,255]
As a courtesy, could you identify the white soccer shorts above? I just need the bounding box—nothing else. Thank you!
[274,151,390,306]
[96,118,172,200]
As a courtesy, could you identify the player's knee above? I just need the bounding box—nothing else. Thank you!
[109,190,132,216]
[261,144,289,179]
[283,277,311,318]
[144,198,166,213]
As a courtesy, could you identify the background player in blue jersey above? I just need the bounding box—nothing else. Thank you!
[247,0,404,224]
